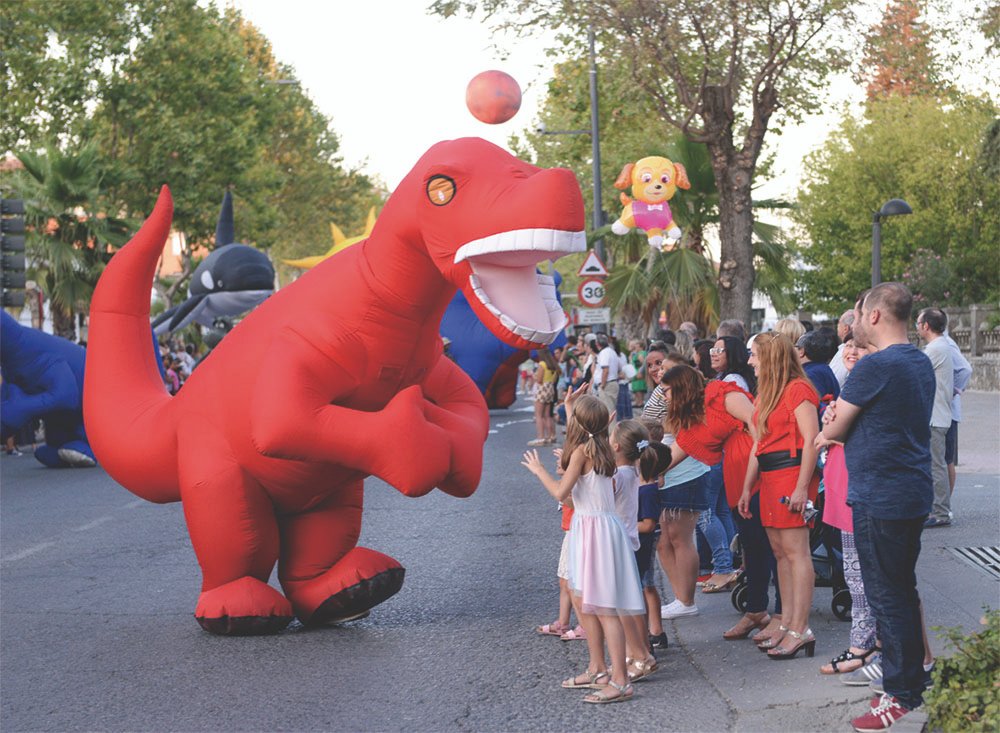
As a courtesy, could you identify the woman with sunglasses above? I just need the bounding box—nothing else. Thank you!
[710,336,757,395]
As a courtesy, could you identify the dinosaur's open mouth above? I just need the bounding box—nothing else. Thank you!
[455,228,586,345]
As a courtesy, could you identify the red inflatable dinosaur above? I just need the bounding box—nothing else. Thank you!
[83,138,585,634]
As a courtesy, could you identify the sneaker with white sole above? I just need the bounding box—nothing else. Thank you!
[660,599,699,619]
[842,653,883,686]
[851,694,911,731]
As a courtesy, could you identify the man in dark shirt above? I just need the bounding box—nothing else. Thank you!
[818,282,934,732]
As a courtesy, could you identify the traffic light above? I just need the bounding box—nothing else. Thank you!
[1,197,26,308]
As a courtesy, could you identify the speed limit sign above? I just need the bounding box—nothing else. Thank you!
[577,278,607,307]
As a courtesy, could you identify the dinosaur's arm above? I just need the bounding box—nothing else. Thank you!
[250,328,451,497]
[420,354,490,498]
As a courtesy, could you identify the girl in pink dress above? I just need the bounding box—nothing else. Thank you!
[522,385,644,704]
[816,333,878,674]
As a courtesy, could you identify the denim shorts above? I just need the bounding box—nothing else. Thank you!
[660,473,709,513]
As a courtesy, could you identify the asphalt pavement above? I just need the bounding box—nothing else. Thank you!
[1,391,997,732]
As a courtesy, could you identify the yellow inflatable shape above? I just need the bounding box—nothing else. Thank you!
[282,207,378,270]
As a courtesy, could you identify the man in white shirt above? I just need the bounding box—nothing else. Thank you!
[916,307,954,527]
[943,331,972,494]
[593,333,619,423]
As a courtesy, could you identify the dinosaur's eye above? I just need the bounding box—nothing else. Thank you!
[660,174,670,184]
[640,173,652,183]
[427,175,456,206]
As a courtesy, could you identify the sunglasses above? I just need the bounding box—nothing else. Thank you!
[709,347,725,355]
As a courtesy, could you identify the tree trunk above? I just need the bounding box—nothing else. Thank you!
[51,304,76,341]
[614,306,648,342]
[714,161,756,329]
[701,85,763,332]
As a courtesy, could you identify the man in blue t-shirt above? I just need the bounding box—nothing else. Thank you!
[817,282,934,732]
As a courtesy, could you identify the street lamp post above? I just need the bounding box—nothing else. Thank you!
[871,198,913,287]
[538,27,606,332]
[537,27,604,264]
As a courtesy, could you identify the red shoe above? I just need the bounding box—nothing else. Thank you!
[851,694,911,731]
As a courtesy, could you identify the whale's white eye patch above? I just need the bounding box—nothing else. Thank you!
[201,271,215,290]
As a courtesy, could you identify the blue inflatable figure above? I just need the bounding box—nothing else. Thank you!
[442,269,567,409]
[1,311,95,467]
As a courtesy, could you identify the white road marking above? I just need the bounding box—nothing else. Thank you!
[494,418,535,429]
[122,499,146,508]
[72,516,113,532]
[1,542,55,563]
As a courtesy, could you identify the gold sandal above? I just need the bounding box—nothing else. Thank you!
[561,670,609,689]
[627,657,659,682]
[583,680,634,704]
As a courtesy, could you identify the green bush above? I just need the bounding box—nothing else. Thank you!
[925,609,1000,732]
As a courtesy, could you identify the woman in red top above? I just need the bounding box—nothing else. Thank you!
[660,365,781,640]
[738,332,820,660]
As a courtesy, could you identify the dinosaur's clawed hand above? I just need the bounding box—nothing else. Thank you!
[423,401,484,497]
[378,386,451,496]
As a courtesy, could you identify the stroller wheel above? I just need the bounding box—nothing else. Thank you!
[832,588,852,621]
[731,581,749,613]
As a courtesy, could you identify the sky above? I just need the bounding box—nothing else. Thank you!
[228,0,994,200]
[229,0,556,190]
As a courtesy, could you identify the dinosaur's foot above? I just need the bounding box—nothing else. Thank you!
[285,547,405,627]
[195,576,294,636]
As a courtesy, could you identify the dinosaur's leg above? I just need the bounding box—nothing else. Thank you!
[179,430,293,636]
[278,479,404,627]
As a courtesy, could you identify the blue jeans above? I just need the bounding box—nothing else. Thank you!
[852,505,927,710]
[696,463,735,574]
[735,493,781,615]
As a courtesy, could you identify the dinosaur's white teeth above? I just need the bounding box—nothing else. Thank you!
[469,273,564,344]
[454,228,586,264]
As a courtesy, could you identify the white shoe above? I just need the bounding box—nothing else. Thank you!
[57,448,97,467]
[661,599,699,619]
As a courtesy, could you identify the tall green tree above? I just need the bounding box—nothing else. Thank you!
[795,94,999,314]
[4,0,384,306]
[435,0,858,328]
[0,0,159,153]
[512,57,793,337]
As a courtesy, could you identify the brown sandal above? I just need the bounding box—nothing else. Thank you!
[723,612,771,640]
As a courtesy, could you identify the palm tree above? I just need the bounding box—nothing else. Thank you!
[11,142,131,339]
[604,135,794,339]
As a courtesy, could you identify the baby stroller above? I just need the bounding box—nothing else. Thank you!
[730,490,852,621]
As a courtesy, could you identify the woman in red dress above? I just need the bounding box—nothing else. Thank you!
[659,365,777,640]
[738,332,820,660]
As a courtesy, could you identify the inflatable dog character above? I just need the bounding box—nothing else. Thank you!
[611,155,690,251]
[83,138,585,635]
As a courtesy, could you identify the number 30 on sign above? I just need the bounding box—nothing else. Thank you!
[577,278,607,307]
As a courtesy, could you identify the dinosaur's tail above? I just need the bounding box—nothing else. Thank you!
[83,186,180,503]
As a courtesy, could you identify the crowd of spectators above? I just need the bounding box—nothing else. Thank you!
[530,286,971,728]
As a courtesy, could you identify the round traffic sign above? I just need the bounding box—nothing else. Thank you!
[577,278,607,307]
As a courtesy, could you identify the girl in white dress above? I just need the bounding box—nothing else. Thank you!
[522,385,645,704]
[611,419,660,682]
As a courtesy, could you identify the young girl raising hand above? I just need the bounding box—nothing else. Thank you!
[522,384,645,704]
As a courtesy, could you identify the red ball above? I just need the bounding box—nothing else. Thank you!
[465,70,522,124]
